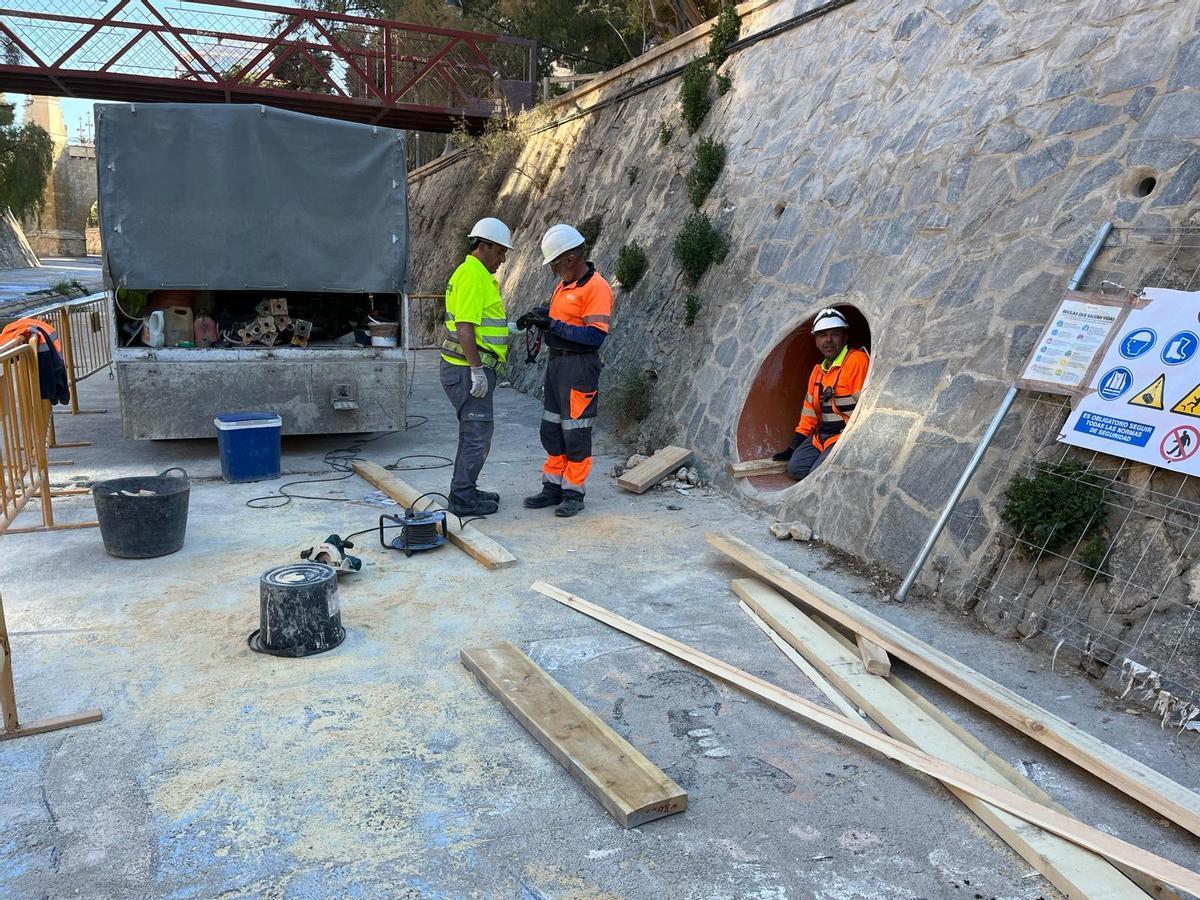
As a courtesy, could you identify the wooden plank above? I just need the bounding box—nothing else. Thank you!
[706,532,1200,839]
[616,446,693,494]
[855,634,891,676]
[531,580,1200,895]
[352,460,516,570]
[460,641,686,828]
[727,458,788,478]
[732,578,1150,900]
[737,598,870,725]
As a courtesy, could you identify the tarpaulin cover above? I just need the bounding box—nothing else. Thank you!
[97,103,408,293]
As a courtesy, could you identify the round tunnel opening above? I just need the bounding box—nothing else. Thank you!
[735,305,872,485]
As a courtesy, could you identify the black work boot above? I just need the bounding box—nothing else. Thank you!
[523,483,562,509]
[474,488,500,504]
[448,495,499,517]
[554,491,585,518]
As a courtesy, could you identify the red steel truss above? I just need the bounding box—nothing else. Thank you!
[0,0,537,131]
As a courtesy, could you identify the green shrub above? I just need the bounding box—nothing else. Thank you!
[707,3,742,66]
[577,214,603,254]
[612,368,653,430]
[685,294,702,326]
[673,213,728,285]
[715,72,732,96]
[1000,459,1107,554]
[685,137,726,208]
[614,242,649,289]
[680,60,712,135]
[1078,532,1110,581]
[659,121,673,146]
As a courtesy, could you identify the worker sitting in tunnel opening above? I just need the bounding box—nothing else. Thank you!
[772,308,870,481]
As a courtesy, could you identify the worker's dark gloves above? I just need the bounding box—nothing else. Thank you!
[517,307,552,331]
[772,434,803,462]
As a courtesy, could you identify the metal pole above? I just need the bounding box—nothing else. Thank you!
[894,221,1114,602]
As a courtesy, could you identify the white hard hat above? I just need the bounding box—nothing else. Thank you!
[812,308,850,333]
[540,223,586,266]
[468,217,513,249]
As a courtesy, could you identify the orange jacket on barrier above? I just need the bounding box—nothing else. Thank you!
[0,318,61,351]
[795,347,869,452]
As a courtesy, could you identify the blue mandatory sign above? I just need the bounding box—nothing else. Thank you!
[1097,366,1134,401]
[1161,330,1199,366]
[1120,328,1157,359]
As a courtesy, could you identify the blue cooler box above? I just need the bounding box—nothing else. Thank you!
[215,412,282,483]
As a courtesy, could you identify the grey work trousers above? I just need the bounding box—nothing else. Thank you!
[787,439,833,481]
[440,358,497,505]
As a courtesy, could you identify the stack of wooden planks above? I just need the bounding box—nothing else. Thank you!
[531,573,1200,896]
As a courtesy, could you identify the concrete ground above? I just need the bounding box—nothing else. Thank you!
[0,257,104,310]
[2,351,1198,899]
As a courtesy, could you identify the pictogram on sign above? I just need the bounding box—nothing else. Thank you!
[1160,424,1200,463]
[1119,328,1157,359]
[1097,366,1133,401]
[1171,381,1200,419]
[1128,373,1166,410]
[1161,330,1199,366]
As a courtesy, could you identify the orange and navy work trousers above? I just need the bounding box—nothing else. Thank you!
[540,350,600,496]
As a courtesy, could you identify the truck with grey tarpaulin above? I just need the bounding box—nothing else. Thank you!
[96,103,410,440]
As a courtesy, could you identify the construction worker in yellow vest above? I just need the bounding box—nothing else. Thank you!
[441,217,513,517]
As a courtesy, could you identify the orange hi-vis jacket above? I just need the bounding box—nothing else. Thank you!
[545,266,613,350]
[0,317,61,351]
[795,346,869,452]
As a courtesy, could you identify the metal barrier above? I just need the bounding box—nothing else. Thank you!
[0,336,97,535]
[1,585,102,742]
[0,338,50,531]
[42,294,113,416]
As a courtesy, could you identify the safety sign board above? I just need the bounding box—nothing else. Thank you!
[1018,293,1124,393]
[1061,288,1200,475]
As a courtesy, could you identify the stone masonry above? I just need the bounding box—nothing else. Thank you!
[407,0,1200,585]
[22,96,97,258]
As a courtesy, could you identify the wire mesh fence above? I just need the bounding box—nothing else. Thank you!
[932,226,1200,734]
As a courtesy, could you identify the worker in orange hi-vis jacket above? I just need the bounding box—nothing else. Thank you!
[517,224,614,518]
[773,307,869,481]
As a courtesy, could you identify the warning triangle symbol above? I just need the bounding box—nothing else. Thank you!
[1128,373,1166,410]
[1171,381,1200,419]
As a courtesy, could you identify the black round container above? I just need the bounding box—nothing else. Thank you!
[92,467,190,559]
[248,563,344,658]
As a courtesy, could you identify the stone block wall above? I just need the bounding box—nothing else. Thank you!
[407,0,1200,583]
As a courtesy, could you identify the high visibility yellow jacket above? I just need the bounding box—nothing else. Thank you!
[441,254,508,367]
[795,346,869,452]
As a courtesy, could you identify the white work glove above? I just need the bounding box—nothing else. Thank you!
[469,366,489,398]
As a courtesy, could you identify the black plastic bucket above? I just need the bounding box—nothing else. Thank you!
[248,563,344,657]
[92,467,190,559]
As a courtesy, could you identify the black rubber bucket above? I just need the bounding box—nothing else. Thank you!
[92,467,190,559]
[248,563,344,658]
